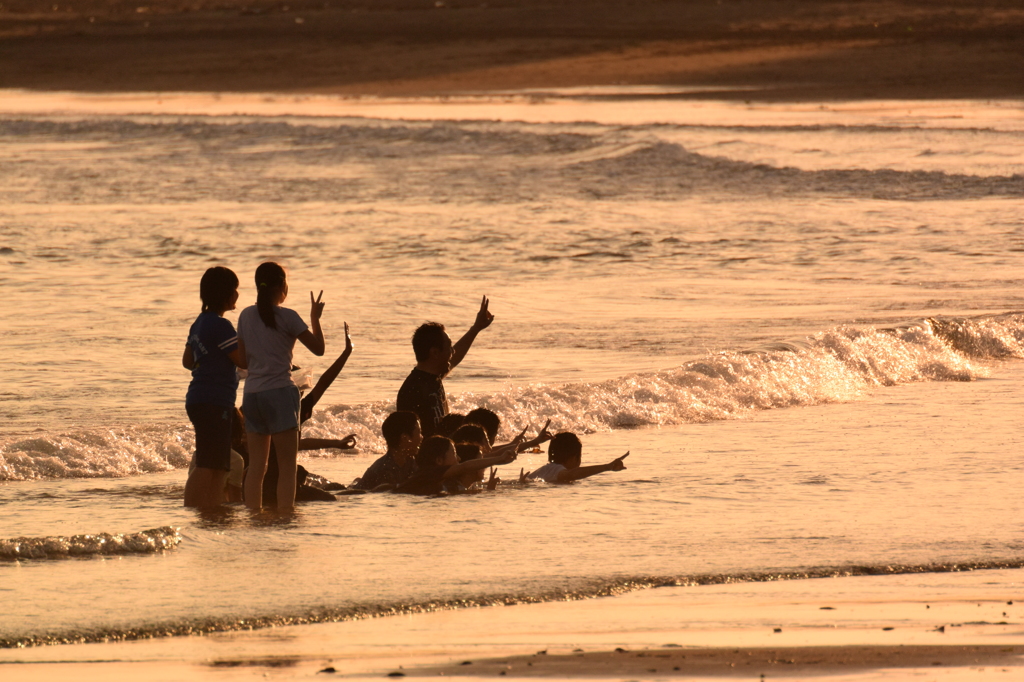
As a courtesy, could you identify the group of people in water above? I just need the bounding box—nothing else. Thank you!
[183,263,629,510]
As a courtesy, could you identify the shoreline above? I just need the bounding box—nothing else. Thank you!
[1,1,1022,100]
[3,570,1024,680]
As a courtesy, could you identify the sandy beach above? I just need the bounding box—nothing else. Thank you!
[3,570,1024,680]
[1,0,1023,99]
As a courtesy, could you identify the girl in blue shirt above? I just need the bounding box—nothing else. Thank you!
[183,267,247,508]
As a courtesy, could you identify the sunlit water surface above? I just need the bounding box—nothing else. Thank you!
[1,92,1023,646]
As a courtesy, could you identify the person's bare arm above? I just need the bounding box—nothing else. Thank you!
[182,344,194,370]
[442,448,517,480]
[301,322,351,422]
[298,290,326,356]
[299,435,357,451]
[449,295,493,373]
[229,338,247,369]
[556,452,629,483]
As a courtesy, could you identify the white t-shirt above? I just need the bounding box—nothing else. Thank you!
[237,305,309,394]
[527,462,567,483]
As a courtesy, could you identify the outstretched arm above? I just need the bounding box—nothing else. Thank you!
[557,452,629,483]
[299,435,357,451]
[449,295,493,373]
[301,322,352,422]
[442,447,518,480]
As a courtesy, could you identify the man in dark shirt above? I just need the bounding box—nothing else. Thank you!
[355,411,422,490]
[396,296,494,437]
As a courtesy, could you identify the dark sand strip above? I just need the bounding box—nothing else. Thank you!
[1,0,1023,99]
[412,644,1024,677]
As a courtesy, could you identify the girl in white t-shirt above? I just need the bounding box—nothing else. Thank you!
[237,261,326,511]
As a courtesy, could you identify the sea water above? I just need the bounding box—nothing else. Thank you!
[0,92,1023,647]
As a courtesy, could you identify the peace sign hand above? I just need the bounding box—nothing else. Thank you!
[310,290,325,322]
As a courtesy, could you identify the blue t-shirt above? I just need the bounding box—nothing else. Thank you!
[185,312,239,408]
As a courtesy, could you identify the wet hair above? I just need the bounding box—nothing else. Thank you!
[416,435,455,469]
[199,266,238,314]
[439,412,466,438]
[455,443,481,464]
[548,432,583,465]
[465,407,500,445]
[254,261,287,329]
[412,322,448,363]
[381,411,420,450]
[451,423,487,448]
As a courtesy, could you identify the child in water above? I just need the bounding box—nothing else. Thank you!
[526,432,628,484]
[394,435,518,496]
[237,262,326,511]
[182,266,247,508]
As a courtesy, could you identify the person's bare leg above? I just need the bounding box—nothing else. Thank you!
[245,432,272,510]
[184,467,228,508]
[272,428,299,511]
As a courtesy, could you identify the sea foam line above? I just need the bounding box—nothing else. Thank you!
[2,314,1023,481]
[3,558,1023,649]
[0,526,181,561]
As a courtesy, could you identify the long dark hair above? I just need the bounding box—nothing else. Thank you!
[199,266,238,314]
[254,261,286,329]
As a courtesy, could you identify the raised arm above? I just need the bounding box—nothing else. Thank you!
[297,290,326,357]
[442,447,518,480]
[557,452,629,483]
[449,295,493,372]
[301,322,351,422]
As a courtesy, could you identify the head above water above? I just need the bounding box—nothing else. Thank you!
[412,322,453,374]
[548,432,583,467]
[464,407,500,445]
[199,266,239,314]
[416,435,456,469]
[255,261,287,329]
[439,412,466,438]
[382,411,422,452]
[451,423,489,452]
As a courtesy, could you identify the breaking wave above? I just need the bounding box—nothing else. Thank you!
[0,526,181,561]
[2,313,1022,482]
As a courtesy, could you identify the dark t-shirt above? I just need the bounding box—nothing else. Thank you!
[357,452,418,489]
[396,368,448,437]
[186,312,239,408]
[393,464,451,496]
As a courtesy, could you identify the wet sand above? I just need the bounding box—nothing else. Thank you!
[1,0,1023,100]
[3,570,1024,680]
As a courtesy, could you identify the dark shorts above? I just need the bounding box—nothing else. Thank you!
[186,403,233,471]
[242,385,301,435]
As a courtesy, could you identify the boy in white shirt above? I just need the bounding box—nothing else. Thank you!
[527,432,628,484]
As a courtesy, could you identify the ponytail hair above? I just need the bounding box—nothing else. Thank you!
[199,266,239,314]
[254,261,287,329]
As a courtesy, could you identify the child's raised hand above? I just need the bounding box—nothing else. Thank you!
[518,467,528,484]
[310,290,325,322]
[497,448,518,465]
[487,467,500,491]
[609,451,629,471]
[534,419,553,444]
[343,321,353,355]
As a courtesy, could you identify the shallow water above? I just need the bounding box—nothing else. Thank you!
[1,92,1023,646]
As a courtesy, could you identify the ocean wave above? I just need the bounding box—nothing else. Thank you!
[0,526,180,561]
[2,314,1022,482]
[3,558,1021,648]
[566,141,1024,200]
